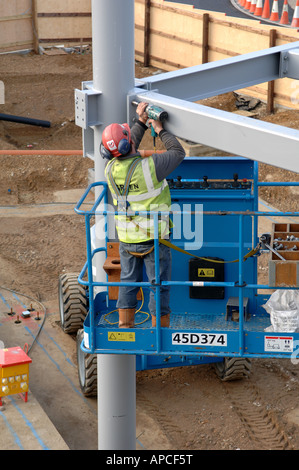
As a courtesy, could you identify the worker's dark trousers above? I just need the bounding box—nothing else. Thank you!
[117,241,172,317]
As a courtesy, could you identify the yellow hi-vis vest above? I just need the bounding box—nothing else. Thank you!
[105,155,171,243]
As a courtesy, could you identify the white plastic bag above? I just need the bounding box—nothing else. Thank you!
[263,290,299,332]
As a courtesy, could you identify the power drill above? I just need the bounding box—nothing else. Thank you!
[132,101,168,150]
[131,101,168,122]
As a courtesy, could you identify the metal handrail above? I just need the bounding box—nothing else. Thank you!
[75,181,299,355]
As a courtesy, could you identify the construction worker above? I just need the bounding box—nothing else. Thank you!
[101,102,185,328]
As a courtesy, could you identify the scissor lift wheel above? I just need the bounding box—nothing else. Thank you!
[76,329,97,397]
[214,357,252,381]
[58,273,88,334]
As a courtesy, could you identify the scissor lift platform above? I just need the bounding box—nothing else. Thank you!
[73,157,299,369]
[80,294,299,359]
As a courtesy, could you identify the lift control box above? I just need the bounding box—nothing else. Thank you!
[189,256,224,299]
[0,346,31,404]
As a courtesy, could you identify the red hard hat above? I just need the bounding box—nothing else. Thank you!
[101,123,131,158]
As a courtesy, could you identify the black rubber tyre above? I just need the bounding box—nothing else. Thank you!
[58,273,88,334]
[214,357,252,381]
[76,329,97,397]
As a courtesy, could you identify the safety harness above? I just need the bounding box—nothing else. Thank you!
[106,156,142,212]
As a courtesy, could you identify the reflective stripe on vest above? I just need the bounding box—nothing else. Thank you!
[105,154,171,243]
[106,157,168,203]
[109,179,168,203]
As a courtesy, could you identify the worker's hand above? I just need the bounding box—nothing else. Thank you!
[136,101,148,124]
[148,119,163,135]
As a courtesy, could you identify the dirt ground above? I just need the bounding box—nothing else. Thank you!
[1,50,299,451]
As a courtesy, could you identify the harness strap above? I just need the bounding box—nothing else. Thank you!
[159,238,260,264]
[127,240,259,262]
[126,245,155,258]
[106,157,142,199]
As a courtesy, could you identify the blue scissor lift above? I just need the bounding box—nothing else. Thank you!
[67,155,299,394]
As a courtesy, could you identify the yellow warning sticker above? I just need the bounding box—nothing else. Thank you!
[108,332,135,342]
[197,268,215,277]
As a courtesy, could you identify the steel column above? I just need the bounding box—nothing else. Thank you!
[97,354,136,450]
[91,0,136,451]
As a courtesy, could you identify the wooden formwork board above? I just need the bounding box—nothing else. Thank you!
[37,17,92,43]
[35,0,91,14]
[0,0,31,17]
[35,0,91,46]
[0,0,33,52]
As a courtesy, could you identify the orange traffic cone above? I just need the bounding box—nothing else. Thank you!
[291,0,299,27]
[270,0,279,21]
[239,0,246,6]
[250,0,257,13]
[245,0,252,10]
[255,0,263,16]
[262,0,270,18]
[280,0,289,24]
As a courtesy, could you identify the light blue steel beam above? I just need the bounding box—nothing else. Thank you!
[132,90,299,172]
[137,42,299,101]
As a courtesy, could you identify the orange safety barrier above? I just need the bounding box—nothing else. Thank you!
[0,149,162,157]
[139,149,164,157]
[0,150,83,156]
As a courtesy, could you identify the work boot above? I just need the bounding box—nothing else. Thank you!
[118,308,135,328]
[151,314,170,328]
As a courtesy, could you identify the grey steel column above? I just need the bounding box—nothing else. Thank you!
[91,0,136,450]
[97,354,136,450]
